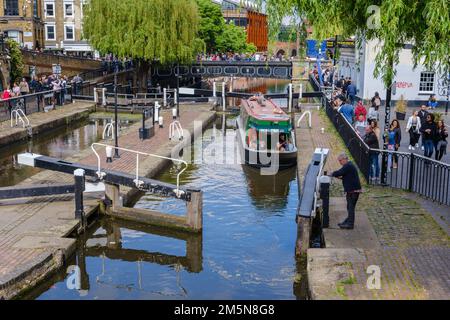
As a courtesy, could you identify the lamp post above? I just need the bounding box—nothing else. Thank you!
[438,73,450,115]
[113,60,120,158]
[176,63,180,118]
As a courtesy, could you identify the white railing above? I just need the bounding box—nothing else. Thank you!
[313,148,329,217]
[10,109,30,128]
[297,111,312,128]
[102,121,119,140]
[169,121,184,141]
[91,143,188,197]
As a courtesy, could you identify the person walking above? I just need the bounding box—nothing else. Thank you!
[406,111,421,150]
[383,120,402,171]
[12,82,21,97]
[435,120,448,161]
[420,113,438,159]
[371,92,382,109]
[346,80,357,105]
[364,126,380,183]
[418,105,429,151]
[330,153,362,230]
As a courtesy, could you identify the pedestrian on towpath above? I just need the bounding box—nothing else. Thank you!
[420,113,438,159]
[330,153,362,230]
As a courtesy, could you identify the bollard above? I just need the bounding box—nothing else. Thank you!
[154,102,160,123]
[102,88,107,106]
[172,107,177,119]
[213,80,217,98]
[319,173,331,228]
[159,116,164,128]
[94,88,98,104]
[229,77,233,93]
[74,169,85,221]
[106,146,113,163]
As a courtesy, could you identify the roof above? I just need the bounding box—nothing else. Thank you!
[242,98,291,122]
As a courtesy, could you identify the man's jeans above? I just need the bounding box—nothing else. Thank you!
[346,192,360,226]
[349,95,356,105]
[369,153,380,179]
[423,139,434,158]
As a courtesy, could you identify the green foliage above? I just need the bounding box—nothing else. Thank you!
[216,22,256,54]
[83,0,200,65]
[196,0,225,53]
[261,0,450,88]
[6,39,24,85]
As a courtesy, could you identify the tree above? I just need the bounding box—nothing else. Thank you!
[262,0,450,87]
[83,0,202,91]
[216,22,257,54]
[196,0,225,53]
[6,39,24,85]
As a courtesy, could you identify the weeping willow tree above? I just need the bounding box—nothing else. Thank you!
[261,0,450,88]
[83,0,203,91]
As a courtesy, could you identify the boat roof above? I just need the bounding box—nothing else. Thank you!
[242,97,291,122]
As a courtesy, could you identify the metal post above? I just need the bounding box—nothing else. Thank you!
[319,173,331,228]
[74,169,85,221]
[408,153,415,192]
[114,65,120,158]
[222,82,226,111]
[176,64,180,117]
[163,88,167,107]
[381,60,394,185]
[288,83,293,113]
[213,80,217,97]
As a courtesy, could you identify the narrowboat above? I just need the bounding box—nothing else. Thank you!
[236,95,297,169]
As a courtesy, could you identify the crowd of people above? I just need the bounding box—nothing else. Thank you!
[331,89,448,182]
[197,52,288,62]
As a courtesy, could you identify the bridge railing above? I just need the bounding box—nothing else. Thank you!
[311,75,450,206]
[0,87,74,122]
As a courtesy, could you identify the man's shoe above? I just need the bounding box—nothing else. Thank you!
[339,224,354,230]
[338,220,349,227]
[323,224,329,229]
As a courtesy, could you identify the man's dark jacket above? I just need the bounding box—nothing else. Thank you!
[364,131,379,151]
[332,161,362,193]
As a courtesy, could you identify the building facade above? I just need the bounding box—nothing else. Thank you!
[0,0,45,49]
[347,39,448,106]
[42,0,92,55]
[214,0,268,52]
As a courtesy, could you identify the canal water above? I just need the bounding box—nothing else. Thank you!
[15,79,308,300]
[0,118,131,188]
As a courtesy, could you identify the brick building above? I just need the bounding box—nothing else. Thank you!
[213,0,268,52]
[42,0,93,55]
[0,0,45,50]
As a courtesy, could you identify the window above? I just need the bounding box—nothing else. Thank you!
[64,2,74,17]
[45,2,55,17]
[4,0,19,16]
[33,0,38,17]
[64,25,74,40]
[46,25,55,41]
[419,72,435,94]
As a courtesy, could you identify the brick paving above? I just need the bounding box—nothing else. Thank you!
[297,107,450,300]
[0,104,215,299]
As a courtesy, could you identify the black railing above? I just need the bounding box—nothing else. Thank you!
[311,75,450,206]
[0,87,73,122]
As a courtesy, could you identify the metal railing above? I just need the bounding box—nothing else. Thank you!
[311,75,450,206]
[91,143,188,198]
[0,87,73,122]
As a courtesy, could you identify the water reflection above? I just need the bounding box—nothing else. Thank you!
[242,165,297,211]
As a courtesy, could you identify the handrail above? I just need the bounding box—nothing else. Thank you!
[90,143,188,197]
[169,121,184,141]
[102,121,118,140]
[10,109,30,128]
[297,111,312,128]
